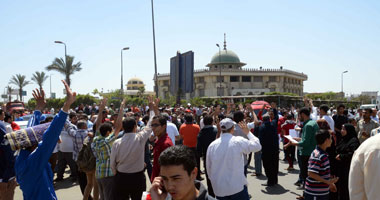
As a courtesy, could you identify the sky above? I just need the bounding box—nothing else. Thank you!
[1,0,380,101]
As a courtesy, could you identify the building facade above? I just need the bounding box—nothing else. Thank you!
[157,40,307,99]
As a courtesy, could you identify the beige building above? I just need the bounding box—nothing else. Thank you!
[157,42,307,99]
[125,77,155,96]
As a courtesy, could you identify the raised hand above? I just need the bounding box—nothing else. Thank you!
[238,121,250,135]
[32,88,46,111]
[245,103,253,112]
[62,80,76,112]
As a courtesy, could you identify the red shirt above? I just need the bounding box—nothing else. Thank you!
[151,133,173,182]
[11,121,20,131]
[179,123,200,148]
[282,122,295,143]
[277,117,285,134]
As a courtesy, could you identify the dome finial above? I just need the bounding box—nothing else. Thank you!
[223,33,227,50]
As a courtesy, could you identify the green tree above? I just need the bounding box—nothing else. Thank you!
[72,94,98,108]
[31,71,49,90]
[27,98,37,109]
[46,55,82,86]
[9,74,30,101]
[92,88,100,96]
[137,87,145,98]
[189,97,205,107]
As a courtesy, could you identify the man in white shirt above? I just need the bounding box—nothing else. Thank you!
[318,105,335,131]
[161,113,179,145]
[206,118,261,200]
[349,134,380,200]
[55,113,78,181]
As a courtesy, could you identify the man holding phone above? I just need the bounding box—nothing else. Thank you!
[149,145,215,200]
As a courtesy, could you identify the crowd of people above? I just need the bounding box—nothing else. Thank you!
[1,83,380,200]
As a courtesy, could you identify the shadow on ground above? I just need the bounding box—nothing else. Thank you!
[261,184,289,195]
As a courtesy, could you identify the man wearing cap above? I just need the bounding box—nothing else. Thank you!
[206,118,262,200]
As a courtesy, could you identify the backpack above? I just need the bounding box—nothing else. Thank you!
[77,136,96,172]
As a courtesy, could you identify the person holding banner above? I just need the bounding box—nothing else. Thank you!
[13,80,76,200]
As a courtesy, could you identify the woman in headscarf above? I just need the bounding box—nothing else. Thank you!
[335,123,360,200]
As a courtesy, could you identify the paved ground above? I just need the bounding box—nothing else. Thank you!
[15,152,304,200]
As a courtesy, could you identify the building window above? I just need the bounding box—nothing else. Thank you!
[229,65,232,68]
[270,87,275,92]
[253,76,263,82]
[230,76,239,82]
[217,87,224,96]
[199,89,205,97]
[242,76,251,82]
[217,76,224,82]
[269,76,277,82]
[198,77,204,83]
[163,80,169,86]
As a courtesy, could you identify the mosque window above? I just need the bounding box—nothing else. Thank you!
[217,76,224,82]
[253,76,263,82]
[269,76,277,82]
[230,76,239,82]
[198,77,204,83]
[132,81,138,84]
[242,76,251,82]
[199,89,205,97]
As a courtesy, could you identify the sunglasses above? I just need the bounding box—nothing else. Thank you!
[151,123,161,127]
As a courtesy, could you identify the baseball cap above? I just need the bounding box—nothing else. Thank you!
[220,118,234,131]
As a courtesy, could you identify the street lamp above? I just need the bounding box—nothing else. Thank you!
[216,44,222,98]
[54,41,67,65]
[150,0,159,98]
[341,70,348,97]
[121,47,130,96]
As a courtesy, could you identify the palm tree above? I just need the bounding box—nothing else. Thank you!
[46,55,82,86]
[31,71,49,90]
[9,74,30,101]
[6,85,13,102]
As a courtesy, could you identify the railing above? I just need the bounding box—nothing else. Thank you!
[157,67,307,78]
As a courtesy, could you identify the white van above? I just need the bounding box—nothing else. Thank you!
[360,104,378,110]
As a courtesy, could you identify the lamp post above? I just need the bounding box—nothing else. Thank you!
[341,70,348,98]
[50,74,52,98]
[121,47,130,96]
[150,0,158,98]
[216,44,222,98]
[54,41,67,66]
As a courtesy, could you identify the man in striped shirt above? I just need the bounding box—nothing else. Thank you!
[304,129,338,200]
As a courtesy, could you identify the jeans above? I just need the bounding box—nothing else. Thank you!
[217,186,249,200]
[254,151,262,175]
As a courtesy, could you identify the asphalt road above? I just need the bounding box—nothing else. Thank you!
[15,152,304,200]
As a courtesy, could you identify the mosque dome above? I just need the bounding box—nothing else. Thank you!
[210,50,241,64]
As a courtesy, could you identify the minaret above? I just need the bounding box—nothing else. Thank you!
[223,33,227,50]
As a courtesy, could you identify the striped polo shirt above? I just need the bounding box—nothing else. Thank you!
[305,146,330,196]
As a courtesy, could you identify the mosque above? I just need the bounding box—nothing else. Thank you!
[156,35,308,99]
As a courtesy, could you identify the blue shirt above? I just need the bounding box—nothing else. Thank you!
[15,110,68,200]
[0,120,15,182]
